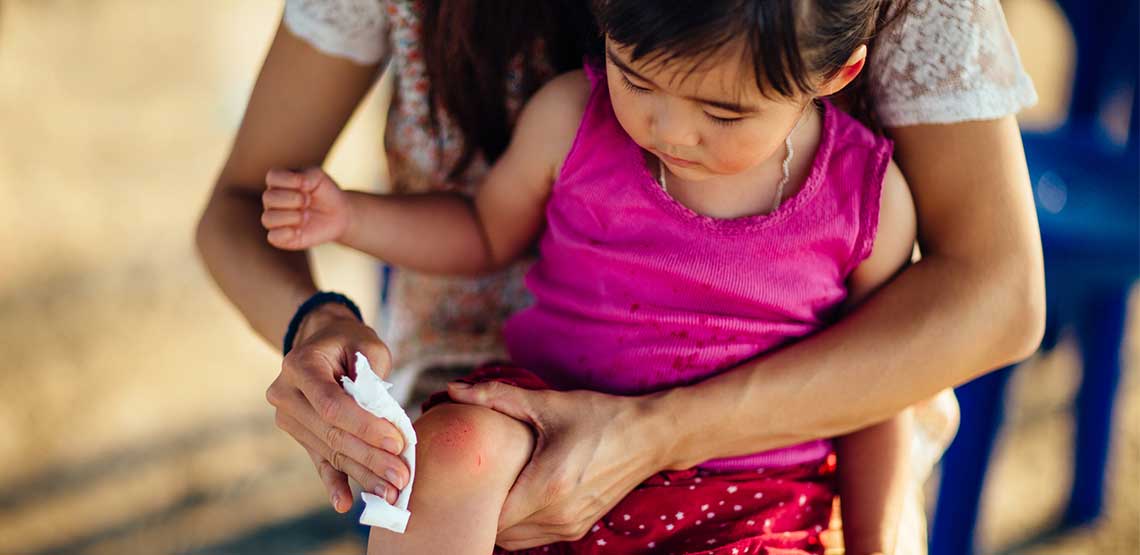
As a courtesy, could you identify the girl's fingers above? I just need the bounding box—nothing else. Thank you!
[266,168,306,190]
[263,188,306,209]
[267,167,329,192]
[267,227,303,250]
[261,209,304,229]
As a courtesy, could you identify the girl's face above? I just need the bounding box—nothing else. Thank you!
[604,38,813,183]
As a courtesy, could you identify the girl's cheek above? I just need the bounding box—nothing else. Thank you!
[614,101,653,148]
[720,131,780,173]
[715,158,753,175]
[707,141,760,174]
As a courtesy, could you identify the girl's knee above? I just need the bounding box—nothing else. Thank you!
[414,403,533,477]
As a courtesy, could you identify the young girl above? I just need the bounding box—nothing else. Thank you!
[262,1,916,553]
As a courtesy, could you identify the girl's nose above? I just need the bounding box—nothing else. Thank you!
[651,106,699,148]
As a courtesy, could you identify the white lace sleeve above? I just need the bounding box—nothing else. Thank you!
[870,0,1039,127]
[283,0,390,66]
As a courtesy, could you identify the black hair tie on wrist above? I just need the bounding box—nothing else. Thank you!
[283,291,363,355]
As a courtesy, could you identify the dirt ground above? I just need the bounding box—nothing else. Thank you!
[0,1,1135,554]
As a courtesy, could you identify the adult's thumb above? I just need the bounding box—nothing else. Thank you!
[447,381,536,423]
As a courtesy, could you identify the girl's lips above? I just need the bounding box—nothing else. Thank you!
[659,152,697,168]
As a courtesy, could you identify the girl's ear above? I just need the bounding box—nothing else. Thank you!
[818,44,868,97]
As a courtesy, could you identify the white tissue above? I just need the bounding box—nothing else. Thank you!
[341,352,418,533]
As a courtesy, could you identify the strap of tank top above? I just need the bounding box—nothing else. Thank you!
[582,57,605,87]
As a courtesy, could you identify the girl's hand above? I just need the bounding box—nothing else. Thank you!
[261,167,351,250]
[265,302,412,513]
[446,382,672,550]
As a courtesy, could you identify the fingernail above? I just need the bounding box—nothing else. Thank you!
[448,381,471,390]
[385,468,403,489]
[382,437,401,454]
[373,485,388,499]
[385,486,397,504]
[331,493,341,511]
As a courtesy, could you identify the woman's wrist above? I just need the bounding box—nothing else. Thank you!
[291,298,362,348]
[640,375,784,471]
[638,388,708,471]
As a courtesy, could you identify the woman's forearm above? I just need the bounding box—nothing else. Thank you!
[198,189,318,345]
[654,251,1040,467]
[194,20,383,345]
[647,116,1045,468]
[340,191,496,276]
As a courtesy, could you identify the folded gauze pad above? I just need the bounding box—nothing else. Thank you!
[340,352,418,533]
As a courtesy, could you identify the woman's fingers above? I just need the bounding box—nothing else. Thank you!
[356,344,394,381]
[291,358,407,456]
[265,313,410,512]
[283,411,401,506]
[335,449,399,505]
[267,354,410,484]
[261,209,304,229]
[304,448,352,512]
[495,528,555,552]
[278,389,411,488]
[496,520,591,551]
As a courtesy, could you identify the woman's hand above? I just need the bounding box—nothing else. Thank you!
[265,302,412,513]
[446,381,674,550]
[261,167,352,250]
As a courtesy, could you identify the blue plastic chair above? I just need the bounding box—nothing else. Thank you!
[930,1,1139,554]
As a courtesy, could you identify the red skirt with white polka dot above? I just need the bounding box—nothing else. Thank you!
[424,365,841,555]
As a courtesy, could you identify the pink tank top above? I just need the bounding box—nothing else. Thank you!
[503,65,893,470]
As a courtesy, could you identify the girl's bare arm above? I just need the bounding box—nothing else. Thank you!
[828,159,917,555]
[333,72,590,275]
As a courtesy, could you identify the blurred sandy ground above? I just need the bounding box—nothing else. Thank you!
[0,1,1134,554]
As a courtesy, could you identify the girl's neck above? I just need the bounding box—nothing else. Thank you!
[656,101,823,220]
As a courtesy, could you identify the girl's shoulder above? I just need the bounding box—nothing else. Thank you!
[512,70,593,179]
[526,70,592,123]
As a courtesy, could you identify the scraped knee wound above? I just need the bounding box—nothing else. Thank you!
[416,404,515,476]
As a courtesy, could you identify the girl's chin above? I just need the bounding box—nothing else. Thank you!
[666,163,716,182]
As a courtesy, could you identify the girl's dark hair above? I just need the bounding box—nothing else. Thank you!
[421,1,597,181]
[593,0,913,131]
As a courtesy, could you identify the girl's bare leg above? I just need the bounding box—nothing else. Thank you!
[367,403,535,555]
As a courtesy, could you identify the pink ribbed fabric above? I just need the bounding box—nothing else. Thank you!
[503,65,893,470]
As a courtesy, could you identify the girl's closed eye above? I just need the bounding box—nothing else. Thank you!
[619,70,742,126]
[619,73,652,94]
[704,112,744,127]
